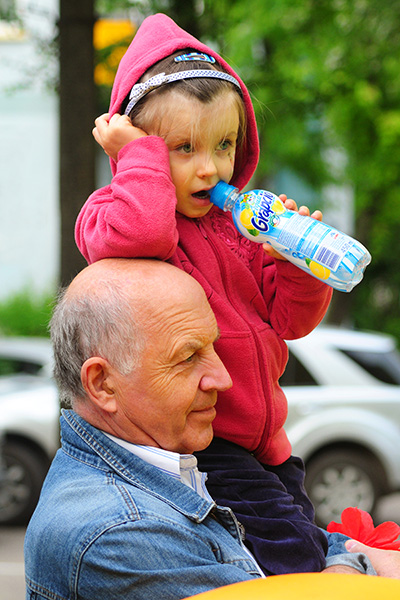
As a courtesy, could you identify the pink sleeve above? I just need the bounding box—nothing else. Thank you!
[261,256,333,340]
[75,136,179,264]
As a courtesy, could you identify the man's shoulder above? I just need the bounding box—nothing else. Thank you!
[47,411,212,525]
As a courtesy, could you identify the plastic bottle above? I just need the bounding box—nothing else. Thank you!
[210,181,371,292]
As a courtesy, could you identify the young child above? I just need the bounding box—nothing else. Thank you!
[75,14,335,575]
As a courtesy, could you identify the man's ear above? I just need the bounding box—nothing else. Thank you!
[81,357,117,413]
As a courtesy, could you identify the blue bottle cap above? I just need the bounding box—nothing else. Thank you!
[209,181,238,210]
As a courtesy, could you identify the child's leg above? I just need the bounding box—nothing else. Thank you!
[195,438,328,575]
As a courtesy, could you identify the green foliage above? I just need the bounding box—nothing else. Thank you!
[0,291,55,338]
[201,0,400,343]
[0,0,18,21]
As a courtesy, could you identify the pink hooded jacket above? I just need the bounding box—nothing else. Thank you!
[75,14,332,465]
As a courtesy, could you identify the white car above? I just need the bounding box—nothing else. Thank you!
[284,326,400,527]
[1,328,400,528]
[0,338,59,525]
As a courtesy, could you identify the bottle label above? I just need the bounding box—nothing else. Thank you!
[237,190,285,237]
[237,191,353,273]
[276,212,353,272]
[247,190,276,233]
[226,187,371,291]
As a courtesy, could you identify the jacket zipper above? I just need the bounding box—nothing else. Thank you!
[196,218,208,239]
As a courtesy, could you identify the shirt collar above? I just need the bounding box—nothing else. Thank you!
[103,433,213,502]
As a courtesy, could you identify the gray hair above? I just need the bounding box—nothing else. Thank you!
[50,280,145,407]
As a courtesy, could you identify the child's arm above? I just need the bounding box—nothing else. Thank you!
[75,133,179,264]
[261,254,332,340]
[258,197,332,340]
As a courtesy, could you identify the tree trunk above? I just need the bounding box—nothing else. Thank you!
[58,0,95,287]
[166,0,201,38]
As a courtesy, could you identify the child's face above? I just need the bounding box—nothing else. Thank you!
[147,90,240,218]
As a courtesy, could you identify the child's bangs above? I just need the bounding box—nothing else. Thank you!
[127,49,247,148]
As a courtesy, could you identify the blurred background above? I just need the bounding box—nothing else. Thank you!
[1,0,400,597]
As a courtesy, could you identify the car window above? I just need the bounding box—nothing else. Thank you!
[339,349,400,385]
[279,352,318,386]
[0,358,43,376]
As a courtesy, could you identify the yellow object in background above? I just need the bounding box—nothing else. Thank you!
[93,19,136,86]
[184,573,400,599]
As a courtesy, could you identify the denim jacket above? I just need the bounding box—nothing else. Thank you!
[25,411,375,600]
[24,410,262,600]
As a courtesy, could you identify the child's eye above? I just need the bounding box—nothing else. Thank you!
[218,139,233,151]
[177,143,193,154]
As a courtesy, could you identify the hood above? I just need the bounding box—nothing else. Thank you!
[109,13,259,189]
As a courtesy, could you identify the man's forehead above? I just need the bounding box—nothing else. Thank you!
[178,325,220,351]
[144,298,218,353]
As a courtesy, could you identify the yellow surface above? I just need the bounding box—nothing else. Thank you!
[184,573,400,599]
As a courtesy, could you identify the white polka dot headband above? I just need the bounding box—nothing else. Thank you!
[124,54,241,116]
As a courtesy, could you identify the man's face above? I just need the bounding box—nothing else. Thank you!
[111,282,232,454]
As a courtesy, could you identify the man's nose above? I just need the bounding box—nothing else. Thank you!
[200,351,233,392]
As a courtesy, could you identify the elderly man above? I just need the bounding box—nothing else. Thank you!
[25,259,374,600]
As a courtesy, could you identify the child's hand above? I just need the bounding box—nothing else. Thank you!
[92,113,147,161]
[262,194,323,261]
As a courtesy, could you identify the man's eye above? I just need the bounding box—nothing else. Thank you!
[185,353,196,363]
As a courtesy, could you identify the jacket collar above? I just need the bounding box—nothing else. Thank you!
[61,409,216,524]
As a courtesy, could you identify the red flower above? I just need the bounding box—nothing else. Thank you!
[327,507,400,550]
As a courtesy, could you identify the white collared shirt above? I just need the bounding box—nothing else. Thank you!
[103,433,213,502]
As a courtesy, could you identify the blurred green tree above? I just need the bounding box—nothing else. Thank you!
[205,0,400,336]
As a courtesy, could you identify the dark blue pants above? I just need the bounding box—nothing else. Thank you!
[195,438,328,575]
